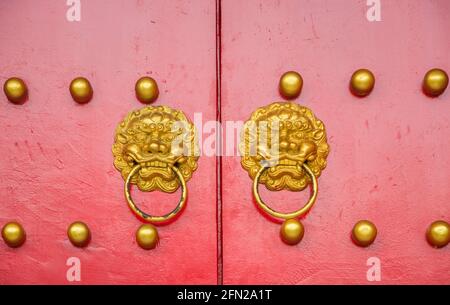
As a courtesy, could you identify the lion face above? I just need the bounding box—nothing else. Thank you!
[113,106,199,193]
[240,102,329,191]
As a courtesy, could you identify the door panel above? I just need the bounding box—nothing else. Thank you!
[1,0,449,285]
[221,0,449,284]
[0,0,217,284]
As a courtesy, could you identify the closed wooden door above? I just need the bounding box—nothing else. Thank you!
[1,0,449,285]
[0,0,217,284]
[221,0,450,284]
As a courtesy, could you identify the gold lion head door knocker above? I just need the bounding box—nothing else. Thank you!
[240,73,329,245]
[113,104,199,249]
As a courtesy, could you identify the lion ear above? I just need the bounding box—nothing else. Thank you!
[313,130,324,140]
[116,133,129,144]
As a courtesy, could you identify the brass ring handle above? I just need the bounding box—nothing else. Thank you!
[253,163,318,220]
[125,164,187,224]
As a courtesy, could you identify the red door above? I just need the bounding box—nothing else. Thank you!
[0,0,217,284]
[221,0,450,284]
[1,0,449,285]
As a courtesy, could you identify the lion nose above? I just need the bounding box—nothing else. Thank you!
[149,142,159,153]
[159,144,169,153]
[149,142,169,153]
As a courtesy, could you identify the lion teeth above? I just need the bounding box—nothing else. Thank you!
[141,161,168,168]
[278,159,297,166]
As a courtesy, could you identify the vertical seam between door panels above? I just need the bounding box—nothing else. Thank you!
[215,0,223,285]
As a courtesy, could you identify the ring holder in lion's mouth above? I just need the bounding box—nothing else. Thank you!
[240,101,329,245]
[112,105,199,248]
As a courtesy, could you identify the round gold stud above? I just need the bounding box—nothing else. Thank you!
[352,220,377,247]
[1,221,26,248]
[67,221,91,248]
[426,220,450,248]
[3,77,28,104]
[279,71,303,99]
[280,218,304,245]
[423,68,448,97]
[136,224,159,250]
[350,69,375,97]
[69,77,93,104]
[135,76,159,104]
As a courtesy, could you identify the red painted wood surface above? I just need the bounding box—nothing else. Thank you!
[0,0,217,284]
[221,0,450,284]
[1,0,449,285]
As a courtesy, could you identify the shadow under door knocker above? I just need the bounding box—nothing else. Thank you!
[240,101,329,245]
[112,105,199,248]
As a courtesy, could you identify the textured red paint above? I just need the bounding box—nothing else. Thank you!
[0,0,217,284]
[221,0,450,284]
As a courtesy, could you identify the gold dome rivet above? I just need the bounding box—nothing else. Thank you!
[3,77,28,104]
[350,69,375,97]
[136,224,159,250]
[352,220,377,247]
[1,221,26,248]
[135,76,159,104]
[67,221,91,248]
[422,68,448,97]
[426,220,450,248]
[69,77,93,104]
[280,218,304,245]
[279,71,303,99]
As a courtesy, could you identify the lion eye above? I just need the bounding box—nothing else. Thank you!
[133,134,146,142]
[161,134,176,142]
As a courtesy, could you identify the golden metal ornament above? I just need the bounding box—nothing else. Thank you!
[136,224,159,250]
[113,105,199,224]
[3,77,28,104]
[241,102,329,192]
[67,221,91,248]
[351,220,377,247]
[426,220,449,248]
[135,76,159,104]
[1,221,26,248]
[240,101,329,244]
[70,77,93,104]
[280,219,304,245]
[279,71,303,99]
[350,69,375,97]
[422,68,448,97]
